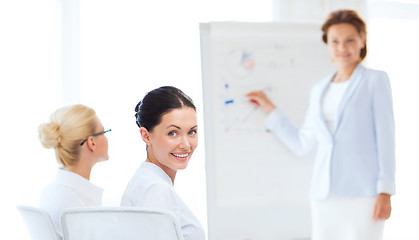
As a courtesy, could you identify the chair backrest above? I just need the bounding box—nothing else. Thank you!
[60,207,184,240]
[16,205,60,240]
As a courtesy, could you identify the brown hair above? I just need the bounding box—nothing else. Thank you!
[38,104,97,167]
[321,9,367,60]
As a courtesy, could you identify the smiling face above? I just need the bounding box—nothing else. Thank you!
[327,23,365,69]
[141,107,198,182]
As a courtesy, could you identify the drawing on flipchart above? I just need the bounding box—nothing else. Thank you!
[215,44,296,134]
[225,44,295,79]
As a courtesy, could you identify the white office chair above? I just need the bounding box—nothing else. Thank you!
[16,205,60,240]
[60,207,184,240]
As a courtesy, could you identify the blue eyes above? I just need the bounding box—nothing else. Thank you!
[168,129,197,137]
[189,130,197,135]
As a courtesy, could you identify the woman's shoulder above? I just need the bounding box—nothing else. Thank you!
[41,176,81,199]
[40,184,84,211]
[312,70,335,89]
[360,65,389,79]
[360,67,391,92]
[122,165,177,209]
[125,163,173,193]
[309,73,333,96]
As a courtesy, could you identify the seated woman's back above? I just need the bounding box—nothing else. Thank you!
[38,104,110,237]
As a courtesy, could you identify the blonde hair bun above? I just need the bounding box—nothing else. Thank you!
[38,122,61,148]
[38,104,97,167]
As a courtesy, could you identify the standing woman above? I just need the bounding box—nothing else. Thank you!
[247,10,395,240]
[121,86,205,240]
[38,104,110,237]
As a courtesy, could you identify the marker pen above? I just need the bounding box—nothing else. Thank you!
[224,97,249,104]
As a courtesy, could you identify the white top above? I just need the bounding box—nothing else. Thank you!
[39,169,103,237]
[322,80,350,133]
[121,162,205,240]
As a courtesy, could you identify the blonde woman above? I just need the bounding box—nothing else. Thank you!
[38,104,110,237]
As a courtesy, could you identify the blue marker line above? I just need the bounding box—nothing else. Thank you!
[224,97,248,105]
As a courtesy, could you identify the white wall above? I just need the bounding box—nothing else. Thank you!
[273,0,366,22]
[367,2,419,239]
[0,0,61,239]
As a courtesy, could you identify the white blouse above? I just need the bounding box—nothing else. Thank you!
[39,169,103,236]
[121,162,205,240]
[322,80,350,133]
